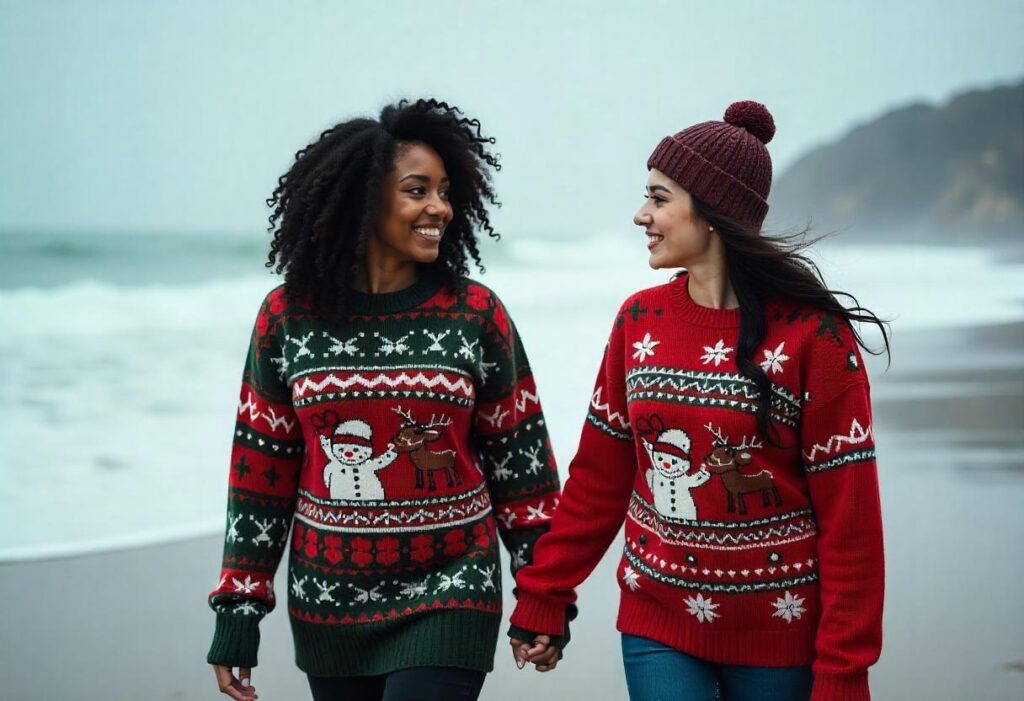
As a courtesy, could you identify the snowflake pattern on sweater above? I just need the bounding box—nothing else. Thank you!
[511,273,882,701]
[208,277,560,675]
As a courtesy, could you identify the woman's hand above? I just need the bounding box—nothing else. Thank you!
[509,634,560,672]
[212,665,258,699]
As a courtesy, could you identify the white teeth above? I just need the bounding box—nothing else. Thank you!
[414,227,441,238]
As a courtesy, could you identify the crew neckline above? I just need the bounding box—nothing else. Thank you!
[668,272,742,329]
[348,274,443,314]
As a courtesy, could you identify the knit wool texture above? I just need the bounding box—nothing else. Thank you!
[207,276,561,676]
[511,274,884,701]
[647,101,775,231]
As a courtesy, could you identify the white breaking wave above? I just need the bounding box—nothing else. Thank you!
[0,242,1021,560]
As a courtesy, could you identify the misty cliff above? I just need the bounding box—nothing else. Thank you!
[769,81,1024,242]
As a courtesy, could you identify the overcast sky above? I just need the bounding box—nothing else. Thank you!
[2,0,1022,237]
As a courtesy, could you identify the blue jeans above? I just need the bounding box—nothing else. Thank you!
[621,634,812,701]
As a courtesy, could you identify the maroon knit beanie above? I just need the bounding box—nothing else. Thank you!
[647,101,775,232]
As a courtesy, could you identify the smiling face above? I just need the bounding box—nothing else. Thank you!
[651,449,690,478]
[370,142,454,266]
[332,442,372,465]
[633,169,715,270]
[644,428,692,478]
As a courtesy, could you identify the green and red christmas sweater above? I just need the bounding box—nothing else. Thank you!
[207,275,561,676]
[510,273,884,701]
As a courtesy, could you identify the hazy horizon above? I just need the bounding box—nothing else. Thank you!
[2,0,1023,238]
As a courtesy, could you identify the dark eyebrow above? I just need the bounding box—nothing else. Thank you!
[399,174,451,184]
[647,185,672,195]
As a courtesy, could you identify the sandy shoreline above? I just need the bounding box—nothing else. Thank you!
[0,530,632,701]
[3,321,1022,701]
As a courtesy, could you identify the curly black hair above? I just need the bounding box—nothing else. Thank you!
[265,98,501,321]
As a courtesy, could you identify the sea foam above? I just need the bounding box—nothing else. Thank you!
[1,240,1021,559]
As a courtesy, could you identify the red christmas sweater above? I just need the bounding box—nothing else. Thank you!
[511,273,883,701]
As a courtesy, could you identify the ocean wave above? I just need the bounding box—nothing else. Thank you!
[0,277,276,337]
[1,243,1022,560]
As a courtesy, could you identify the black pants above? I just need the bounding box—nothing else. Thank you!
[307,667,486,701]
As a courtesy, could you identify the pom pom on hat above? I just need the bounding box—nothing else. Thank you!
[724,101,775,144]
[646,100,776,231]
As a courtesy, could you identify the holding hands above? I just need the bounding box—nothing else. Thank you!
[510,634,561,672]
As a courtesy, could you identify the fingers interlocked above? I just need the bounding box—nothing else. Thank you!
[510,634,560,672]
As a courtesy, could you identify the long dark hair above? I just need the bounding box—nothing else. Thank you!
[690,198,891,445]
[265,98,501,321]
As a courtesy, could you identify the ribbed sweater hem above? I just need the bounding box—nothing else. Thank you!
[617,593,815,667]
[811,671,871,701]
[291,609,500,676]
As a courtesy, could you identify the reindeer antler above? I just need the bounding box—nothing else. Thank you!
[704,422,730,447]
[735,435,764,450]
[392,405,417,426]
[425,413,453,428]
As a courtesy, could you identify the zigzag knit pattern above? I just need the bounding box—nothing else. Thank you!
[207,276,560,676]
[511,273,883,701]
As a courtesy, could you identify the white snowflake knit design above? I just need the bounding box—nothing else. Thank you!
[436,571,467,592]
[398,577,430,599]
[526,499,552,521]
[348,582,384,604]
[622,565,641,591]
[232,575,261,594]
[760,342,790,375]
[287,332,315,360]
[700,340,733,367]
[425,330,451,353]
[270,351,289,380]
[377,333,412,356]
[291,574,309,601]
[226,512,244,543]
[684,593,720,623]
[771,590,806,623]
[511,544,529,571]
[234,601,260,616]
[325,332,362,356]
[632,333,660,362]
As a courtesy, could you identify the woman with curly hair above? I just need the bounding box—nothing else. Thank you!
[509,102,888,701]
[206,99,561,701]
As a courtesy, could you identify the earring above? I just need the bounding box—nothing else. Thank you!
[708,226,715,232]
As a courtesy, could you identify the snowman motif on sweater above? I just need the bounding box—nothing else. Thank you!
[637,416,710,520]
[317,418,397,501]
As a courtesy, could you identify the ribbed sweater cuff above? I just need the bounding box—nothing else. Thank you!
[811,671,870,701]
[509,592,567,636]
[207,613,261,668]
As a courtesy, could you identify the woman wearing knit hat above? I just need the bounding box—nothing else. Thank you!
[205,99,562,701]
[509,102,889,701]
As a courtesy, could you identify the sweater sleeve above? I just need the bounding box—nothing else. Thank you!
[206,288,305,668]
[801,341,884,701]
[509,306,639,636]
[472,291,561,581]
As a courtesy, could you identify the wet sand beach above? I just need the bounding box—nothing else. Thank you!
[2,322,1022,701]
